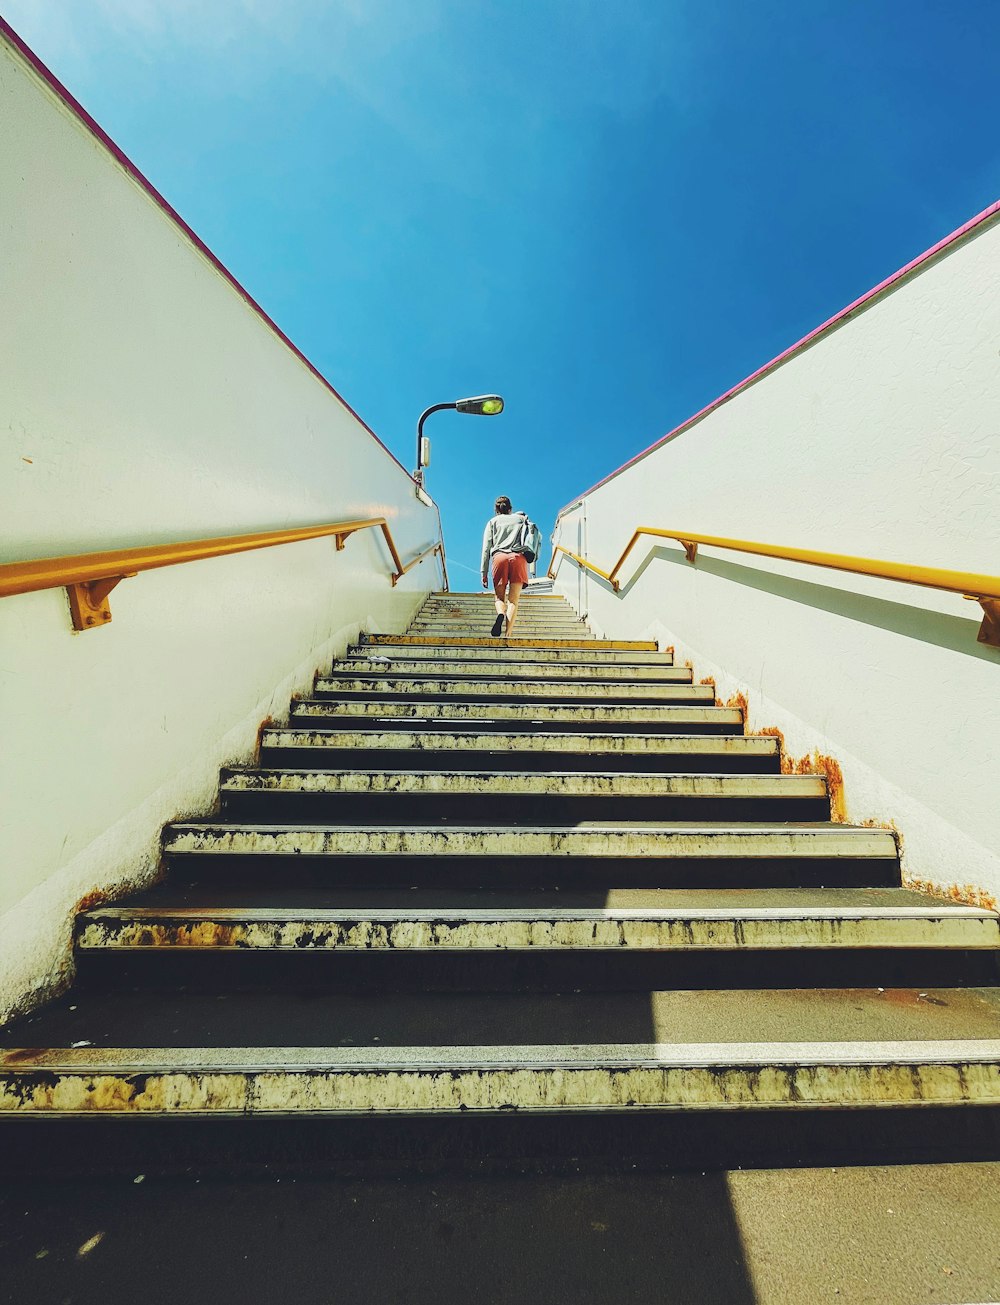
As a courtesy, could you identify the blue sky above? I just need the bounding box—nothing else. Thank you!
[5,0,999,585]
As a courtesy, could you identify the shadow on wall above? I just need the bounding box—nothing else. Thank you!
[616,545,997,664]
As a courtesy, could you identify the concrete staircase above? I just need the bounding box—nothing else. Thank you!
[3,590,1000,1168]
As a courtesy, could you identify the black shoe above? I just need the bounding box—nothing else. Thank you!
[490,613,504,637]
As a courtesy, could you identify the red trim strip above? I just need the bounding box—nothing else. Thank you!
[0,17,416,486]
[559,197,1000,517]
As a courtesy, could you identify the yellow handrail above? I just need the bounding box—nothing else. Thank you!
[545,546,618,587]
[548,528,1000,646]
[0,517,447,630]
[395,540,448,588]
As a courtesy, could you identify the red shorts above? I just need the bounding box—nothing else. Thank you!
[491,551,529,588]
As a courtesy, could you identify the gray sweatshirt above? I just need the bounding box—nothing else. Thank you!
[481,512,529,576]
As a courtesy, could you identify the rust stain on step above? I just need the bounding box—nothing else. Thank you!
[873,989,952,1010]
[75,888,108,913]
[2,1048,46,1065]
[724,692,846,821]
[254,714,279,760]
[698,676,718,705]
[793,753,846,823]
[905,877,998,913]
[725,691,750,722]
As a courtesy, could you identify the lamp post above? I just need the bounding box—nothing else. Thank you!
[414,394,504,489]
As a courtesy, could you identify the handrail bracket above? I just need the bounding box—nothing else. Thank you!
[682,540,698,564]
[334,526,364,551]
[970,596,1000,648]
[66,573,136,631]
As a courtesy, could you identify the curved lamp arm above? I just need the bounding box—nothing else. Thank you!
[414,395,504,485]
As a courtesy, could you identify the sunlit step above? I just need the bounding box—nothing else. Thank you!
[347,643,673,665]
[340,657,690,682]
[313,676,714,703]
[163,821,898,861]
[77,898,998,953]
[362,635,657,651]
[217,768,827,822]
[258,729,780,773]
[290,699,741,730]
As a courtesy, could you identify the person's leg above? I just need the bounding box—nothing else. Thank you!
[505,581,523,636]
[491,561,508,636]
[504,554,529,636]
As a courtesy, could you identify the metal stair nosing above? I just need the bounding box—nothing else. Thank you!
[7,1040,1000,1115]
[347,643,675,666]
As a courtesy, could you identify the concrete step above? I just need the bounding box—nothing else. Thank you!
[408,627,591,635]
[362,635,655,651]
[8,1163,1000,1300]
[161,821,900,889]
[259,729,782,773]
[413,605,584,616]
[420,597,574,608]
[165,821,895,860]
[312,676,715,705]
[290,699,742,734]
[415,615,584,626]
[411,618,583,629]
[217,768,829,823]
[76,890,999,954]
[404,633,602,644]
[340,657,690,682]
[417,600,579,607]
[415,617,583,627]
[8,986,1000,1129]
[411,610,587,618]
[415,603,580,611]
[420,597,574,605]
[73,889,1000,992]
[6,1037,1000,1115]
[407,620,592,629]
[415,632,596,641]
[407,629,596,639]
[348,643,674,666]
[8,984,999,1050]
[422,594,573,603]
[420,601,573,612]
[420,606,575,612]
[72,884,975,912]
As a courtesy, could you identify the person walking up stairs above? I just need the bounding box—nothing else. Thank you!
[480,495,539,638]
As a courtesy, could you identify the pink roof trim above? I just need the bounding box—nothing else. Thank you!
[0,17,416,486]
[559,196,1000,517]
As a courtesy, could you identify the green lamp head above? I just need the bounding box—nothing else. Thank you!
[455,394,504,416]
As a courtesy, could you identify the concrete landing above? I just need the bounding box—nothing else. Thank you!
[1,1165,998,1304]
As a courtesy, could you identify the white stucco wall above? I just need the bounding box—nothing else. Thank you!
[552,206,1000,904]
[0,31,442,1020]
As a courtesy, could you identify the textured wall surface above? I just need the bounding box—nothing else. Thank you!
[552,207,1000,903]
[0,33,441,1020]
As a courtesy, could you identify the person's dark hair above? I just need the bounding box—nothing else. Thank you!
[495,495,512,515]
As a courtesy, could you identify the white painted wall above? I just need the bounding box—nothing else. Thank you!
[0,33,442,1020]
[552,207,1000,903]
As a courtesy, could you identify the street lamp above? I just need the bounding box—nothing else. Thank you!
[414,394,505,488]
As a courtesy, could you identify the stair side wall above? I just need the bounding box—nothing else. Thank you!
[552,205,1000,904]
[0,31,438,1022]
